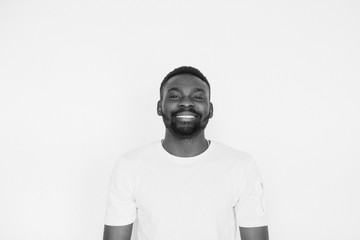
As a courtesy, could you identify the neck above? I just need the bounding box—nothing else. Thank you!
[162,129,209,157]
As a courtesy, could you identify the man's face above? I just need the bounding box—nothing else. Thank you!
[157,74,213,138]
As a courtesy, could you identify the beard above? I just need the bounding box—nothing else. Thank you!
[161,109,211,138]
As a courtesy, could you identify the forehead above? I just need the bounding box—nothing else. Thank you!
[163,74,210,94]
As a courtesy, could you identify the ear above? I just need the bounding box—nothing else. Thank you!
[157,100,162,116]
[209,102,214,119]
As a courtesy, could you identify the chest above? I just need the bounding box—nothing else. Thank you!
[135,162,236,216]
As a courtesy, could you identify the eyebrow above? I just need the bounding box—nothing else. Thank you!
[167,87,206,94]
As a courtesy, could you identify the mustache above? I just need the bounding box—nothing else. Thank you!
[171,109,201,117]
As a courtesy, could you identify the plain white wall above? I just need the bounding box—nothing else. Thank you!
[1,0,359,239]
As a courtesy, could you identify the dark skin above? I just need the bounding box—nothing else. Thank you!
[103,74,269,240]
[157,74,213,157]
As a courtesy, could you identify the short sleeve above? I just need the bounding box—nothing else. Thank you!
[234,159,267,227]
[104,157,137,226]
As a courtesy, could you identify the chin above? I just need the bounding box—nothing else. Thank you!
[170,124,204,138]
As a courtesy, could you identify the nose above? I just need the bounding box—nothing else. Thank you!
[178,96,194,108]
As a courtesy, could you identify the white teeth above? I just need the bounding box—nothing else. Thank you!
[176,115,195,119]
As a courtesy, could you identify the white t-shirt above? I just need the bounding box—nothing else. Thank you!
[104,140,267,240]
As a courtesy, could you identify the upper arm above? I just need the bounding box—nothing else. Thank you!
[235,159,267,227]
[240,226,269,240]
[104,158,137,226]
[103,224,133,240]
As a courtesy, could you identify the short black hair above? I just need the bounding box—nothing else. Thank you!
[160,66,211,99]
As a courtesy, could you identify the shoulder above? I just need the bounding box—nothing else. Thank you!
[210,141,261,187]
[211,140,254,167]
[115,140,160,167]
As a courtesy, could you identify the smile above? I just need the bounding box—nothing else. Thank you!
[176,115,195,118]
[176,115,196,119]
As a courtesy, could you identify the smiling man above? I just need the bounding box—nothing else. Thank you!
[103,66,269,240]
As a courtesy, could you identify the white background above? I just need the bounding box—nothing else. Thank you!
[1,0,359,240]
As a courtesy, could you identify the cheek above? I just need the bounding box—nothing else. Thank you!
[199,105,210,114]
[162,103,177,114]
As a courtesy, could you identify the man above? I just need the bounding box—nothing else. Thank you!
[103,66,269,240]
